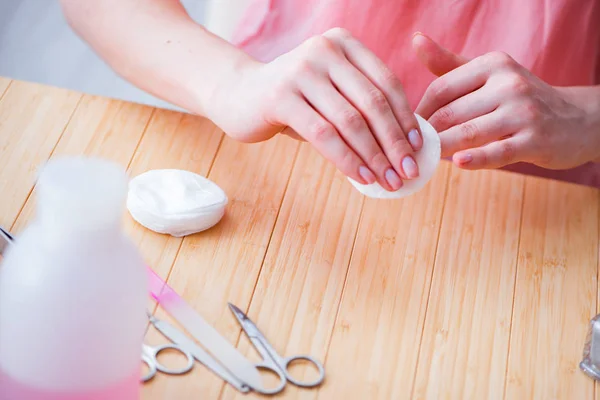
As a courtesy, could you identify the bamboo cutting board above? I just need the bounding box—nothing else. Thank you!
[0,78,598,400]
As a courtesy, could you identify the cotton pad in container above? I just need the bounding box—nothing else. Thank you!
[127,169,228,237]
[348,114,441,199]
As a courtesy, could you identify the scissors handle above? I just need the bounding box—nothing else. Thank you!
[280,355,326,387]
[250,360,288,395]
[141,352,157,383]
[249,355,325,394]
[142,343,194,382]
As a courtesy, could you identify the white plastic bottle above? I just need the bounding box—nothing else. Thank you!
[0,156,148,400]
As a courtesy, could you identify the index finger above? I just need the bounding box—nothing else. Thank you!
[416,55,492,119]
[280,95,379,186]
[324,28,422,150]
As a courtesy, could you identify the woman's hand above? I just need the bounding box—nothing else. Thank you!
[207,28,423,191]
[413,33,600,171]
[60,2,421,190]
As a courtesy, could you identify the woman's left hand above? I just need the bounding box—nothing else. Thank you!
[413,32,600,170]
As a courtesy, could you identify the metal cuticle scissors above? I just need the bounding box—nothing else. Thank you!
[228,303,326,395]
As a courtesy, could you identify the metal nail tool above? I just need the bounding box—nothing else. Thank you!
[580,314,600,380]
[228,303,326,395]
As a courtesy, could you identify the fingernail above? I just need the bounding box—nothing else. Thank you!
[408,129,423,150]
[455,153,473,166]
[385,168,403,190]
[402,156,419,179]
[359,166,376,184]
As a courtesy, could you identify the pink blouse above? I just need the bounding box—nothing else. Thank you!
[230,0,600,187]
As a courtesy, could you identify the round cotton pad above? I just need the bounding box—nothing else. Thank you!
[348,114,441,199]
[127,169,228,237]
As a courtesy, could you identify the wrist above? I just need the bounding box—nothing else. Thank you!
[191,49,261,119]
[578,87,600,162]
[588,105,600,163]
[557,85,600,161]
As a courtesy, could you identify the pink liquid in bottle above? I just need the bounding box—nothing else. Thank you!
[0,368,140,400]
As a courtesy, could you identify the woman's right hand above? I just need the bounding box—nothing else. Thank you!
[206,28,423,191]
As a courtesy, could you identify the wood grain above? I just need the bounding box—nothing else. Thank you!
[0,77,10,99]
[11,95,154,233]
[505,178,598,399]
[221,143,365,399]
[412,169,525,400]
[145,136,300,399]
[0,80,81,230]
[319,161,451,399]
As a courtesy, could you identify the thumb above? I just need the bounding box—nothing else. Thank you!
[412,32,469,76]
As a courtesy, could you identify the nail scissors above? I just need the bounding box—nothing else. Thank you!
[228,303,326,395]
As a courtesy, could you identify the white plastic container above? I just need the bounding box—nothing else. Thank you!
[0,156,148,400]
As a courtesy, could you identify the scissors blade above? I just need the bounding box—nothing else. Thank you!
[228,302,282,366]
[0,226,14,256]
[148,313,249,393]
[228,303,263,339]
[228,302,293,394]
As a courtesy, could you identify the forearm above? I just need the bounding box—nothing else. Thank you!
[59,0,256,116]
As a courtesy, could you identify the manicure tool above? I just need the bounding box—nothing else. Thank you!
[580,314,600,380]
[146,310,249,392]
[228,303,326,395]
[147,268,263,390]
[141,340,194,383]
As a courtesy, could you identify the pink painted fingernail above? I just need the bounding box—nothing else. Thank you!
[359,166,376,184]
[408,129,422,150]
[385,168,403,190]
[455,153,473,165]
[402,156,419,179]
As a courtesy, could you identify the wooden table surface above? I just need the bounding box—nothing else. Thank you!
[1,77,599,400]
